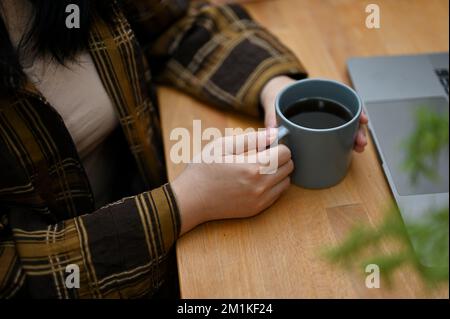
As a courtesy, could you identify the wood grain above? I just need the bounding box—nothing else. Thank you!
[158,0,449,298]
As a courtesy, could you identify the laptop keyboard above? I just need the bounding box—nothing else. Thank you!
[435,68,449,95]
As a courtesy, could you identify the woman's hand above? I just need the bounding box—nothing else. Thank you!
[172,129,294,235]
[260,76,369,153]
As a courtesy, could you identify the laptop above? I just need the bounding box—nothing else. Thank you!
[347,52,449,267]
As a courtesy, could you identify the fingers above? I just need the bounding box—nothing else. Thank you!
[354,126,367,153]
[359,111,369,125]
[354,145,365,153]
[246,143,291,169]
[220,129,277,155]
[354,111,368,153]
[270,144,292,168]
[264,108,277,128]
[259,177,291,211]
[263,159,294,187]
[272,144,292,167]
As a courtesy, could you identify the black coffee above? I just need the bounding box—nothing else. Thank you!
[284,98,353,129]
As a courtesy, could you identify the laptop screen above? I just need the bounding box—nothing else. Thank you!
[366,97,449,196]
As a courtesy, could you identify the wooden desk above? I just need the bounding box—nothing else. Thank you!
[159,0,449,298]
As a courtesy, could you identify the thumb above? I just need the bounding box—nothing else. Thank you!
[264,105,277,128]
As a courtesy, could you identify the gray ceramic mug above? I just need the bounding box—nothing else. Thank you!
[275,78,363,189]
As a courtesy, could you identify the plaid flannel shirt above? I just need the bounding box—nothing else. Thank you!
[0,0,307,298]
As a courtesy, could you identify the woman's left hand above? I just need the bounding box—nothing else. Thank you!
[260,75,369,153]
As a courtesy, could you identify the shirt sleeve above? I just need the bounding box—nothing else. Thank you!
[2,184,180,299]
[124,0,308,117]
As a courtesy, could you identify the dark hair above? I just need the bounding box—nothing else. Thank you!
[0,0,113,93]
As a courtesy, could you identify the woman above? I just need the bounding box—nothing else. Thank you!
[0,0,368,298]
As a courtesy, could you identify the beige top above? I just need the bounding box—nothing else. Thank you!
[2,0,120,207]
[1,0,118,158]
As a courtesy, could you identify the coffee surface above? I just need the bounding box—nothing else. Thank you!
[284,98,353,129]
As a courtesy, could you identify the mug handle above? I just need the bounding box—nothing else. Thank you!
[270,125,289,147]
[278,126,289,140]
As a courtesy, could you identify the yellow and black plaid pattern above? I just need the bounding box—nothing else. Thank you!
[0,0,306,298]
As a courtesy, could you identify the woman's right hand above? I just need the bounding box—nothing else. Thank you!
[171,129,294,235]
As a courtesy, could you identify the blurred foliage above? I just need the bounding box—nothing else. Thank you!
[325,107,449,287]
[403,107,449,183]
